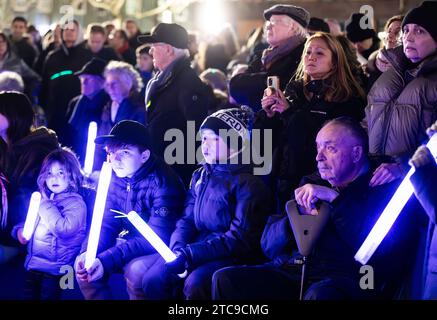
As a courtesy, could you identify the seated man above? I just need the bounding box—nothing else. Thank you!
[212,117,425,300]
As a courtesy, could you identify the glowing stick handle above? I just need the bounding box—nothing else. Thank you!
[84,121,98,176]
[85,162,113,269]
[127,211,187,278]
[355,133,437,265]
[22,192,42,241]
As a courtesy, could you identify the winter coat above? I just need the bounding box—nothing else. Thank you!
[255,79,365,209]
[0,51,41,96]
[9,36,37,68]
[66,90,110,166]
[366,46,437,162]
[261,169,425,295]
[18,192,87,275]
[410,162,437,299]
[39,43,93,141]
[82,155,186,275]
[170,163,273,268]
[145,56,211,185]
[229,38,305,112]
[1,127,59,245]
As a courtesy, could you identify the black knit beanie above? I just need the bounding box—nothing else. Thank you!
[402,1,437,42]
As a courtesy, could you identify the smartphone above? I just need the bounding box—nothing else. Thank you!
[267,76,280,91]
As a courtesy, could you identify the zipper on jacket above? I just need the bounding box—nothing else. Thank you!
[125,182,131,215]
[194,169,210,226]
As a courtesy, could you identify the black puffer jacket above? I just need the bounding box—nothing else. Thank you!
[170,163,273,268]
[83,155,186,275]
[255,79,365,208]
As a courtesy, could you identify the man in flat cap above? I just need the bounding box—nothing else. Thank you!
[229,4,310,112]
[139,23,212,186]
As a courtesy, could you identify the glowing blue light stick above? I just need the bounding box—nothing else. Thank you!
[83,122,97,175]
[22,192,42,240]
[85,162,113,269]
[355,133,437,265]
[126,211,187,278]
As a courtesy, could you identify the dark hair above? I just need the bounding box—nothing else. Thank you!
[37,147,83,197]
[0,32,11,53]
[136,44,151,56]
[12,16,27,25]
[105,140,147,154]
[323,116,369,155]
[89,24,106,36]
[0,91,34,144]
[115,29,129,42]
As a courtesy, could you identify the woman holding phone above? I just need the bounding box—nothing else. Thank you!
[256,32,366,209]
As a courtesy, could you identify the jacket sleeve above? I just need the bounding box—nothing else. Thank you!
[97,173,185,274]
[38,197,87,239]
[260,212,295,260]
[185,176,272,267]
[411,163,437,224]
[169,179,198,251]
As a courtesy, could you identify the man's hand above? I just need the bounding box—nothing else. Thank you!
[409,145,434,169]
[369,163,404,187]
[426,121,437,138]
[165,250,188,275]
[294,184,339,212]
[17,228,28,245]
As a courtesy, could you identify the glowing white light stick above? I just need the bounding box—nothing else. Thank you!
[355,133,437,265]
[125,210,187,278]
[85,162,113,269]
[84,121,97,176]
[22,192,42,240]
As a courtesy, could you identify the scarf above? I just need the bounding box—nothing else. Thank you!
[261,34,305,70]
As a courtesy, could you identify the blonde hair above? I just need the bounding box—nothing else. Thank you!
[104,60,143,93]
[295,32,365,102]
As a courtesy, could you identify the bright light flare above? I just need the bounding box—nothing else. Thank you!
[22,192,42,241]
[355,133,437,265]
[84,121,97,175]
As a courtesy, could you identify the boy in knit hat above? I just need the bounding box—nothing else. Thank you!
[140,107,273,300]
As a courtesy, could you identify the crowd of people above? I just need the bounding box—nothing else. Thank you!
[0,0,436,300]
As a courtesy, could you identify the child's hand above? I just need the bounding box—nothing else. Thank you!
[87,258,104,282]
[17,228,28,245]
[74,252,88,282]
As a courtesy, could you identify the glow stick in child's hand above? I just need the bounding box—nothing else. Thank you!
[22,192,42,241]
[84,121,98,176]
[85,161,113,270]
[125,210,187,278]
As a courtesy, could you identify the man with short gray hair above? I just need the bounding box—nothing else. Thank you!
[229,4,309,111]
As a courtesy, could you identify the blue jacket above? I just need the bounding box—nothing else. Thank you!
[15,192,87,275]
[411,162,437,299]
[82,155,185,275]
[170,163,273,268]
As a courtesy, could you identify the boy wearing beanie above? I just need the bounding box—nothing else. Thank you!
[141,107,273,300]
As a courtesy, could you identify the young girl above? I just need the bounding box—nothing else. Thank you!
[15,148,87,300]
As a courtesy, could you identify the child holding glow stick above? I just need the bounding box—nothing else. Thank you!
[14,148,87,300]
